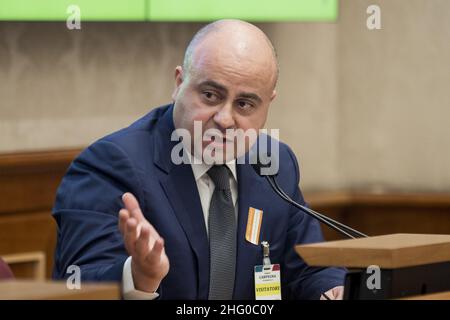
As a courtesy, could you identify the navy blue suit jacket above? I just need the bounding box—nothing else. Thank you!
[52,104,345,299]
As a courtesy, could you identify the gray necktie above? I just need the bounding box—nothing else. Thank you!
[207,165,236,300]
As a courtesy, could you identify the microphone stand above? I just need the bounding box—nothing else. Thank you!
[264,174,368,239]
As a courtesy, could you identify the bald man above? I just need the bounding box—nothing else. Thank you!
[52,20,346,300]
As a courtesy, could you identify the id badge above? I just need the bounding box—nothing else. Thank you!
[254,264,281,300]
[254,241,281,300]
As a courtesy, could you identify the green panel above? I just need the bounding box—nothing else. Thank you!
[0,0,146,21]
[0,0,338,21]
[148,0,338,22]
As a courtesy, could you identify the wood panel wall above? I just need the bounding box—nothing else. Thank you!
[305,192,450,241]
[1,148,449,278]
[0,149,81,278]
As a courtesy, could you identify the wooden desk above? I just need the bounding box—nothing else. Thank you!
[296,234,450,300]
[402,291,450,300]
[0,280,119,300]
[296,233,450,268]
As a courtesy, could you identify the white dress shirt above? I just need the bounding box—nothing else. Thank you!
[122,155,238,299]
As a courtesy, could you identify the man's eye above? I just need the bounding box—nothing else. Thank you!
[202,91,218,101]
[237,100,253,109]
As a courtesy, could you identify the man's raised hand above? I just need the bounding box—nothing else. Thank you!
[119,192,170,293]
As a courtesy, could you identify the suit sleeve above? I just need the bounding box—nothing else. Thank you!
[52,139,144,284]
[281,146,347,300]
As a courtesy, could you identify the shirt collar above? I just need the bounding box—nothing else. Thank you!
[186,151,237,182]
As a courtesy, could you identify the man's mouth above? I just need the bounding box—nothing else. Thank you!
[212,137,230,144]
[204,135,234,147]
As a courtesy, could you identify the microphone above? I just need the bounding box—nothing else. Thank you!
[251,156,368,239]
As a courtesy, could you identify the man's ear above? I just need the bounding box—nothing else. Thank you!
[270,89,277,102]
[171,66,184,101]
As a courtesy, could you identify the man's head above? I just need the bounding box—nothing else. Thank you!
[172,19,278,163]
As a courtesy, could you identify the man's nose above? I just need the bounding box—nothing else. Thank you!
[213,104,236,130]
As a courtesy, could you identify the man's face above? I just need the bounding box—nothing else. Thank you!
[172,42,277,163]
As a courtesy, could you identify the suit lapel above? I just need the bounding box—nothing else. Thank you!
[153,105,210,299]
[159,165,210,299]
[234,162,266,299]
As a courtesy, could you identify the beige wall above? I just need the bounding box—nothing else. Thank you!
[1,0,449,192]
[0,22,201,150]
[266,22,341,190]
[338,0,450,192]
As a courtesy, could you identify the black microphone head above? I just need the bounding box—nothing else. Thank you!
[251,161,265,177]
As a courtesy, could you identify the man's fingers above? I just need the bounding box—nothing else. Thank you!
[145,237,165,264]
[321,286,344,300]
[136,225,151,259]
[118,209,129,235]
[124,217,139,256]
[153,237,165,255]
[146,221,161,240]
[121,193,165,265]
[121,193,160,241]
[334,286,344,300]
[122,193,145,221]
[321,290,333,300]
[122,192,139,211]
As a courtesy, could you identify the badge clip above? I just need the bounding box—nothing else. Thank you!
[255,241,282,300]
[261,241,271,266]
